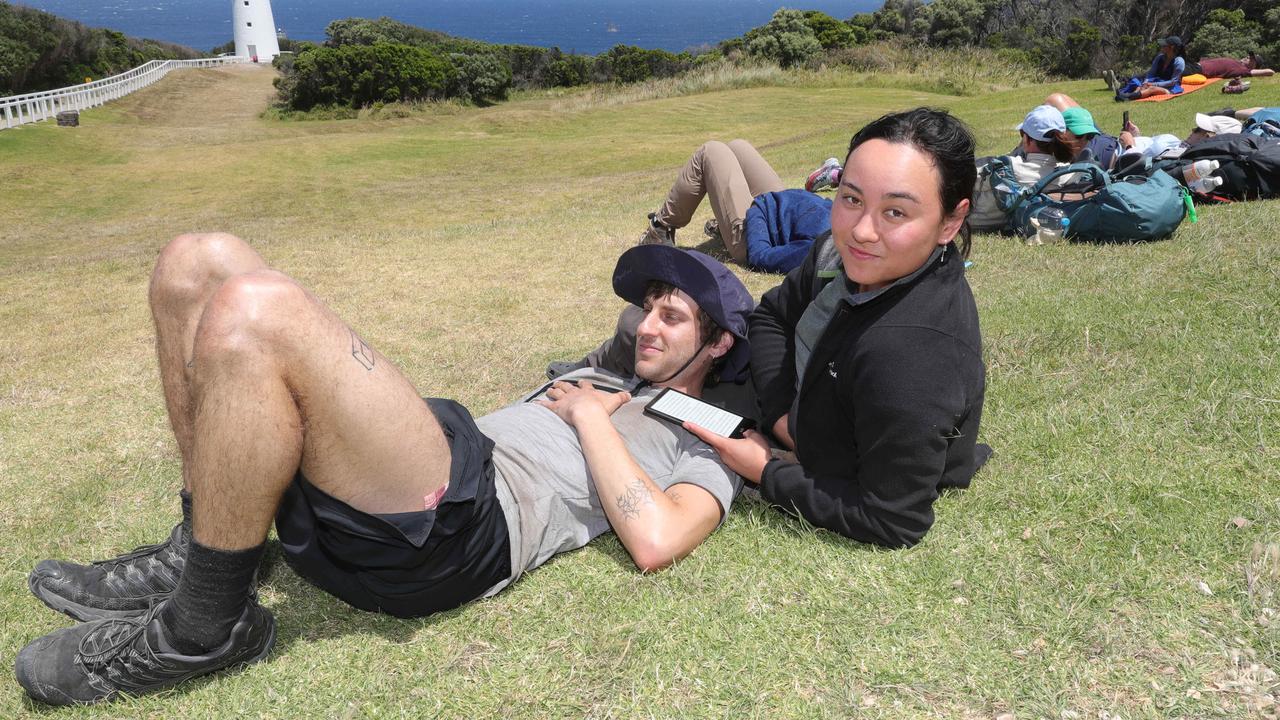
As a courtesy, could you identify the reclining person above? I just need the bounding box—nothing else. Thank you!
[1198,51,1275,79]
[1043,93,1122,170]
[1118,112,1243,159]
[16,236,753,705]
[638,139,831,273]
[971,105,1073,233]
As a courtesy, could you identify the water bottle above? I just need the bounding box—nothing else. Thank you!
[1189,175,1224,194]
[1033,207,1067,245]
[1183,159,1220,187]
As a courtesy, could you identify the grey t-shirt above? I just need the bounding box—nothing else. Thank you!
[475,368,741,595]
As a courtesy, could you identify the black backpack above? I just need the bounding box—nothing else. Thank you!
[1155,134,1280,201]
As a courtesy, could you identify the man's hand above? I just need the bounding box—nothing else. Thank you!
[683,423,771,485]
[538,380,631,426]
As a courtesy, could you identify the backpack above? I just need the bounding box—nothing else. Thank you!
[1157,133,1280,200]
[1010,163,1187,243]
[1243,109,1280,141]
[969,155,1039,233]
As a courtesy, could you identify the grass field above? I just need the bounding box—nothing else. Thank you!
[1,62,1278,718]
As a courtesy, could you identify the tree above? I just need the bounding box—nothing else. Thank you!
[801,11,858,50]
[1189,8,1262,60]
[745,9,822,68]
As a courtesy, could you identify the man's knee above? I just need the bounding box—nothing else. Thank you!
[150,232,261,308]
[194,270,310,361]
[1044,92,1076,110]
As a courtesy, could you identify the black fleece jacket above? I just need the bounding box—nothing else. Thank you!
[750,237,985,548]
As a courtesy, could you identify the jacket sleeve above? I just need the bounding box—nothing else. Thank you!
[748,240,822,434]
[759,327,970,548]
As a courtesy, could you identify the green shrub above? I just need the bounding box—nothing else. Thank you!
[1189,9,1263,61]
[281,43,456,110]
[745,9,822,69]
[450,51,512,102]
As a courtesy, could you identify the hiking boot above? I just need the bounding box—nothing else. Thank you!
[805,157,842,192]
[29,522,187,622]
[15,598,275,706]
[703,218,721,243]
[1207,107,1236,118]
[637,212,675,246]
[1102,70,1117,91]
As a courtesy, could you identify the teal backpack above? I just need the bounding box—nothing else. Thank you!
[1009,163,1187,243]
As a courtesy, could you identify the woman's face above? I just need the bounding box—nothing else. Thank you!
[831,139,968,293]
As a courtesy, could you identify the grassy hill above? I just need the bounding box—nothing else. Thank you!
[0,63,1277,718]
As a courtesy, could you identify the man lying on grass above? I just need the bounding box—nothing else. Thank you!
[16,235,752,705]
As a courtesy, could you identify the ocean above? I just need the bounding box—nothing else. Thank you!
[13,0,877,54]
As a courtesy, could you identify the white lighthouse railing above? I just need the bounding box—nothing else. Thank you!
[0,56,248,131]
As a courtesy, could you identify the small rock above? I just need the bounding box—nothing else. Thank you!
[1229,517,1252,529]
[995,713,1015,720]
[954,596,970,606]
[1197,581,1214,596]
[952,578,966,589]
[1021,527,1033,540]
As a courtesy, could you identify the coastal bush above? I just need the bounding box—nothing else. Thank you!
[0,2,197,94]
[1188,9,1263,61]
[281,43,456,110]
[745,9,822,69]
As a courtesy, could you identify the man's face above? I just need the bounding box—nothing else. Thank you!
[634,288,708,385]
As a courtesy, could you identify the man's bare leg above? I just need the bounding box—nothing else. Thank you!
[18,234,460,704]
[27,233,272,622]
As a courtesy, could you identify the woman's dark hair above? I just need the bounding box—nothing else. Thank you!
[846,107,977,258]
[1249,50,1266,69]
[1027,130,1076,163]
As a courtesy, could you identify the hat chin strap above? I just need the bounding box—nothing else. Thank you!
[636,335,714,390]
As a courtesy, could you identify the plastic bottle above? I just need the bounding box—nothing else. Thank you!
[1189,175,1224,194]
[1033,207,1067,245]
[1183,159,1220,187]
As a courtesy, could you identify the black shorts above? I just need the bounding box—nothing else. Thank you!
[275,398,511,618]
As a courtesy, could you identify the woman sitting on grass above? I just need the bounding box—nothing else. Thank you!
[685,108,989,548]
[1117,36,1187,101]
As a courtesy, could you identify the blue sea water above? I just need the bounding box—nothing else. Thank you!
[13,0,877,54]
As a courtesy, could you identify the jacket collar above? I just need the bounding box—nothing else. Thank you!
[840,243,951,308]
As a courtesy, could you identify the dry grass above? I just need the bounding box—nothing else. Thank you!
[1,62,1278,719]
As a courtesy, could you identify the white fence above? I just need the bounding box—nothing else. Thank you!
[0,56,248,131]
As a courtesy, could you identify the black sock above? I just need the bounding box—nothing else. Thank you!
[159,540,264,655]
[179,490,193,539]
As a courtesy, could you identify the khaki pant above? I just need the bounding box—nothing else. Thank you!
[656,140,784,264]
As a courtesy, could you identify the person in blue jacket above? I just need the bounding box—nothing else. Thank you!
[1117,36,1187,101]
[685,108,989,548]
[638,139,832,274]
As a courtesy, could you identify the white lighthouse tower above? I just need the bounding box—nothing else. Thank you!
[232,0,280,63]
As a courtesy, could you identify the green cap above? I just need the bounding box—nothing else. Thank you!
[1062,107,1101,137]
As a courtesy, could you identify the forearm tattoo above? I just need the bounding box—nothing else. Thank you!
[616,478,655,520]
[350,330,375,371]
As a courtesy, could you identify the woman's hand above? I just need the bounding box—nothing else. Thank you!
[683,423,772,484]
[771,413,795,450]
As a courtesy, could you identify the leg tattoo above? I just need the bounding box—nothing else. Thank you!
[350,330,375,371]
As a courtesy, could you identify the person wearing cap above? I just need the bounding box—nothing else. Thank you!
[1199,51,1275,79]
[1117,36,1187,101]
[15,234,752,705]
[1117,112,1244,159]
[1042,93,1123,170]
[970,105,1073,232]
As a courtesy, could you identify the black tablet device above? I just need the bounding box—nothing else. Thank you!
[643,387,755,438]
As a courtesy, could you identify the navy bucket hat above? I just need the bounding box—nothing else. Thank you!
[612,245,754,383]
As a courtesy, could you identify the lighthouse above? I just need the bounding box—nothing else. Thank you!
[232,0,280,63]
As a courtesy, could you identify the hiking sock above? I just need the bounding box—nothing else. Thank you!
[159,540,264,655]
[179,489,193,538]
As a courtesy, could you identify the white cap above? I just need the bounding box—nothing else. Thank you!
[1195,113,1243,135]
